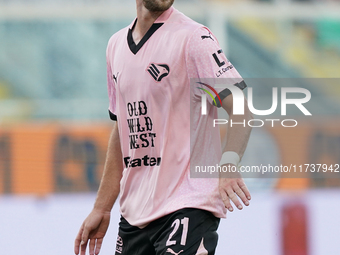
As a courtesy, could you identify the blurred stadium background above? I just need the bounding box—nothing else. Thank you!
[0,0,340,254]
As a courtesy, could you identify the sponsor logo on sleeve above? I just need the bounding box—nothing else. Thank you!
[212,49,234,77]
[201,32,214,41]
[212,49,225,68]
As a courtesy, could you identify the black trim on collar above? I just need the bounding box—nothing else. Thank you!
[127,21,164,55]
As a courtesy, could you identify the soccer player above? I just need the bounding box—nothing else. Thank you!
[74,0,253,254]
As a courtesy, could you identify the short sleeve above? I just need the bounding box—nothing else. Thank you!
[106,45,117,121]
[186,27,246,107]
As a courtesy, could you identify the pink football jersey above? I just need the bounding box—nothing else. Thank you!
[106,7,245,227]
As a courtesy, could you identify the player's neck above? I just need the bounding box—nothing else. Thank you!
[133,3,164,45]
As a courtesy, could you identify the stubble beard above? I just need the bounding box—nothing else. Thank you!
[143,0,175,12]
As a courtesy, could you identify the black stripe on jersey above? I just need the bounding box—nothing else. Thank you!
[151,64,160,74]
[147,69,158,80]
[149,66,159,77]
[213,80,247,107]
[128,21,163,55]
[109,110,117,121]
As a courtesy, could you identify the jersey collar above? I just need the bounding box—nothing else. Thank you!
[127,6,174,55]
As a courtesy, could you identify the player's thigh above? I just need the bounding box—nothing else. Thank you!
[153,208,220,255]
[115,216,156,255]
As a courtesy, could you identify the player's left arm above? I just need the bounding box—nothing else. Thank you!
[185,26,253,211]
[219,93,253,212]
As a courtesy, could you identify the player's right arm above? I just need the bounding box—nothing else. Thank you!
[74,122,123,255]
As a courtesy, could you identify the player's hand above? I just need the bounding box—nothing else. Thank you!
[219,164,251,212]
[74,209,111,255]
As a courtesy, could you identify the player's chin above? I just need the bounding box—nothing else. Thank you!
[143,0,175,12]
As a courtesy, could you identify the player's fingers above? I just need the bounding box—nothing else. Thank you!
[223,196,233,212]
[239,180,251,200]
[219,188,233,212]
[81,226,90,247]
[80,239,88,255]
[234,186,249,206]
[89,239,96,255]
[80,227,90,255]
[227,188,243,210]
[95,238,103,255]
[74,226,84,254]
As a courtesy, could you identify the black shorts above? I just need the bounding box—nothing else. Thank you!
[115,208,220,255]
